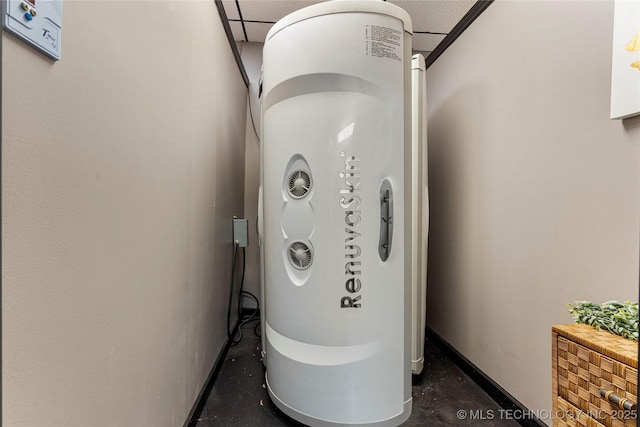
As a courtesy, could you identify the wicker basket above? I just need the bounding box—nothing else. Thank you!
[552,324,638,427]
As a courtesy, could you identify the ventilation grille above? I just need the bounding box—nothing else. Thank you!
[288,241,312,270]
[287,170,311,199]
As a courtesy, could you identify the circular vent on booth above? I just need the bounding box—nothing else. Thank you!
[288,241,313,270]
[287,170,312,199]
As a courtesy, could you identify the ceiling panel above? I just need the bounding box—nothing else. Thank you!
[237,0,325,22]
[412,32,447,52]
[229,20,246,42]
[224,0,478,54]
[221,0,240,20]
[245,22,274,42]
[390,0,476,33]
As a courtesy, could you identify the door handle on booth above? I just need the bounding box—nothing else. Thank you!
[379,179,393,262]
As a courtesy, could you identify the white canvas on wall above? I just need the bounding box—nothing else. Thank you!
[610,0,640,120]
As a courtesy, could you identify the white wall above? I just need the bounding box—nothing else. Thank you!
[240,42,264,307]
[2,2,246,426]
[426,0,640,422]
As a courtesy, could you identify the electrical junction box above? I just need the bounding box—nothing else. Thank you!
[233,218,248,248]
[3,0,62,60]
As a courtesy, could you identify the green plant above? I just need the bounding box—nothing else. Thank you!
[568,300,639,341]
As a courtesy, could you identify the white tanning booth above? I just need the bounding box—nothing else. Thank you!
[259,1,414,425]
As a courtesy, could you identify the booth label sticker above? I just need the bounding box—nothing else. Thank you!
[365,25,402,62]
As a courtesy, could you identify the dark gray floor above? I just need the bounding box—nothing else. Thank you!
[196,323,520,426]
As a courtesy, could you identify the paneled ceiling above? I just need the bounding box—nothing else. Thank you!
[221,0,477,55]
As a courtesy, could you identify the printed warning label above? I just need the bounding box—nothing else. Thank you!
[365,25,402,62]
